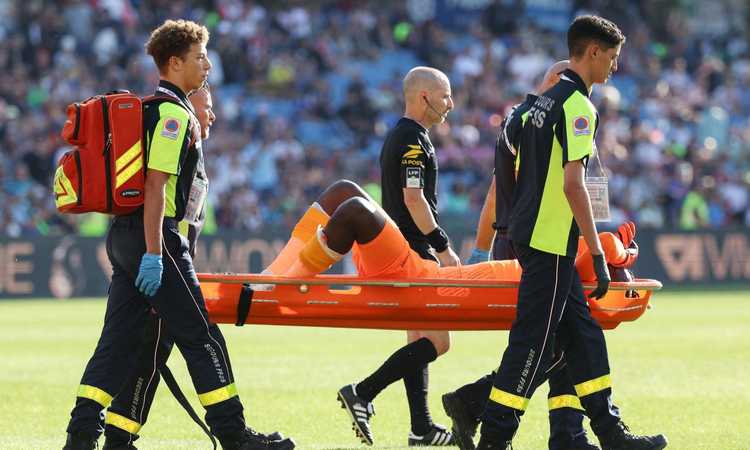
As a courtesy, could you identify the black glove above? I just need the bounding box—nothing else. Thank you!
[491,229,517,261]
[588,253,611,299]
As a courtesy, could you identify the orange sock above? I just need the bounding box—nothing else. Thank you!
[265,203,330,275]
[292,203,330,241]
[284,227,342,278]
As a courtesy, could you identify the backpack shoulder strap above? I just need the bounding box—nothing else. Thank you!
[160,364,217,450]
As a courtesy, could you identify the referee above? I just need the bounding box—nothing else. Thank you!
[337,66,457,446]
[477,16,667,450]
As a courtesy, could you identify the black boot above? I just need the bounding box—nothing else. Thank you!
[476,437,512,450]
[102,442,137,450]
[548,406,599,450]
[558,434,600,450]
[102,424,138,450]
[598,422,667,450]
[442,391,480,450]
[63,432,98,450]
[220,427,296,450]
[101,435,137,450]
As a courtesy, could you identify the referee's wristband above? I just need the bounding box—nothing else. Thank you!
[426,227,449,253]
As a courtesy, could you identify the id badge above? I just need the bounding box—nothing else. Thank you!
[184,176,208,225]
[585,176,611,222]
[585,146,610,222]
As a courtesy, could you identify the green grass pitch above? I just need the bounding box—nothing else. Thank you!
[1,290,748,449]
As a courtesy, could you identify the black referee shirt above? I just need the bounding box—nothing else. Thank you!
[380,117,439,256]
[509,69,599,257]
[494,94,537,232]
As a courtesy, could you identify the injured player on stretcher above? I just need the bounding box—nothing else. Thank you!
[262,180,639,283]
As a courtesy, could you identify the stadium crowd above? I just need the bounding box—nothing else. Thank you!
[1,0,748,238]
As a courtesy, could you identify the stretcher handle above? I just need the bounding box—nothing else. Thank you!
[197,273,662,291]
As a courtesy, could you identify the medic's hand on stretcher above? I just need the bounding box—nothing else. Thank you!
[588,253,610,300]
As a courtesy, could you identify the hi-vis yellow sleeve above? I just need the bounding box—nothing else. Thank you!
[561,92,597,162]
[147,102,190,175]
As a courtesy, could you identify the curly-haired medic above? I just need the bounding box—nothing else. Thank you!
[62,19,294,450]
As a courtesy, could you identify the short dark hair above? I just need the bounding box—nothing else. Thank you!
[145,19,209,73]
[567,15,625,58]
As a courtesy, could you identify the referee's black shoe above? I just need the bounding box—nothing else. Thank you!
[63,432,98,450]
[408,423,455,446]
[442,391,479,450]
[598,422,667,450]
[337,383,375,445]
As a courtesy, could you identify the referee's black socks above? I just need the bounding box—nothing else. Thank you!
[355,337,438,414]
[404,363,433,435]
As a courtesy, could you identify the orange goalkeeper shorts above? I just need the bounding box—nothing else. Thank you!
[352,220,438,278]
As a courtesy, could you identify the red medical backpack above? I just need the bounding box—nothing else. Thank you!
[54,91,179,215]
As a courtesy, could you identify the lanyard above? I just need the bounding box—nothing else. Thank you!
[156,85,197,118]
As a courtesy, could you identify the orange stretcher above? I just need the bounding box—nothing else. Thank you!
[198,274,662,331]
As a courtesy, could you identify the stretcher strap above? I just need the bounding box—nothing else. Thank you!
[235,284,254,327]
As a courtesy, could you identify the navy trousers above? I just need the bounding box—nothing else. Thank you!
[454,234,592,448]
[66,213,245,440]
[480,243,620,442]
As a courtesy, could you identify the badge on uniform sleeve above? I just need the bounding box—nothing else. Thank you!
[161,117,181,140]
[401,144,425,166]
[573,115,591,136]
[403,144,423,159]
[406,167,422,188]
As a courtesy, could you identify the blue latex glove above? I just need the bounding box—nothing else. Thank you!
[466,248,490,265]
[135,253,163,297]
